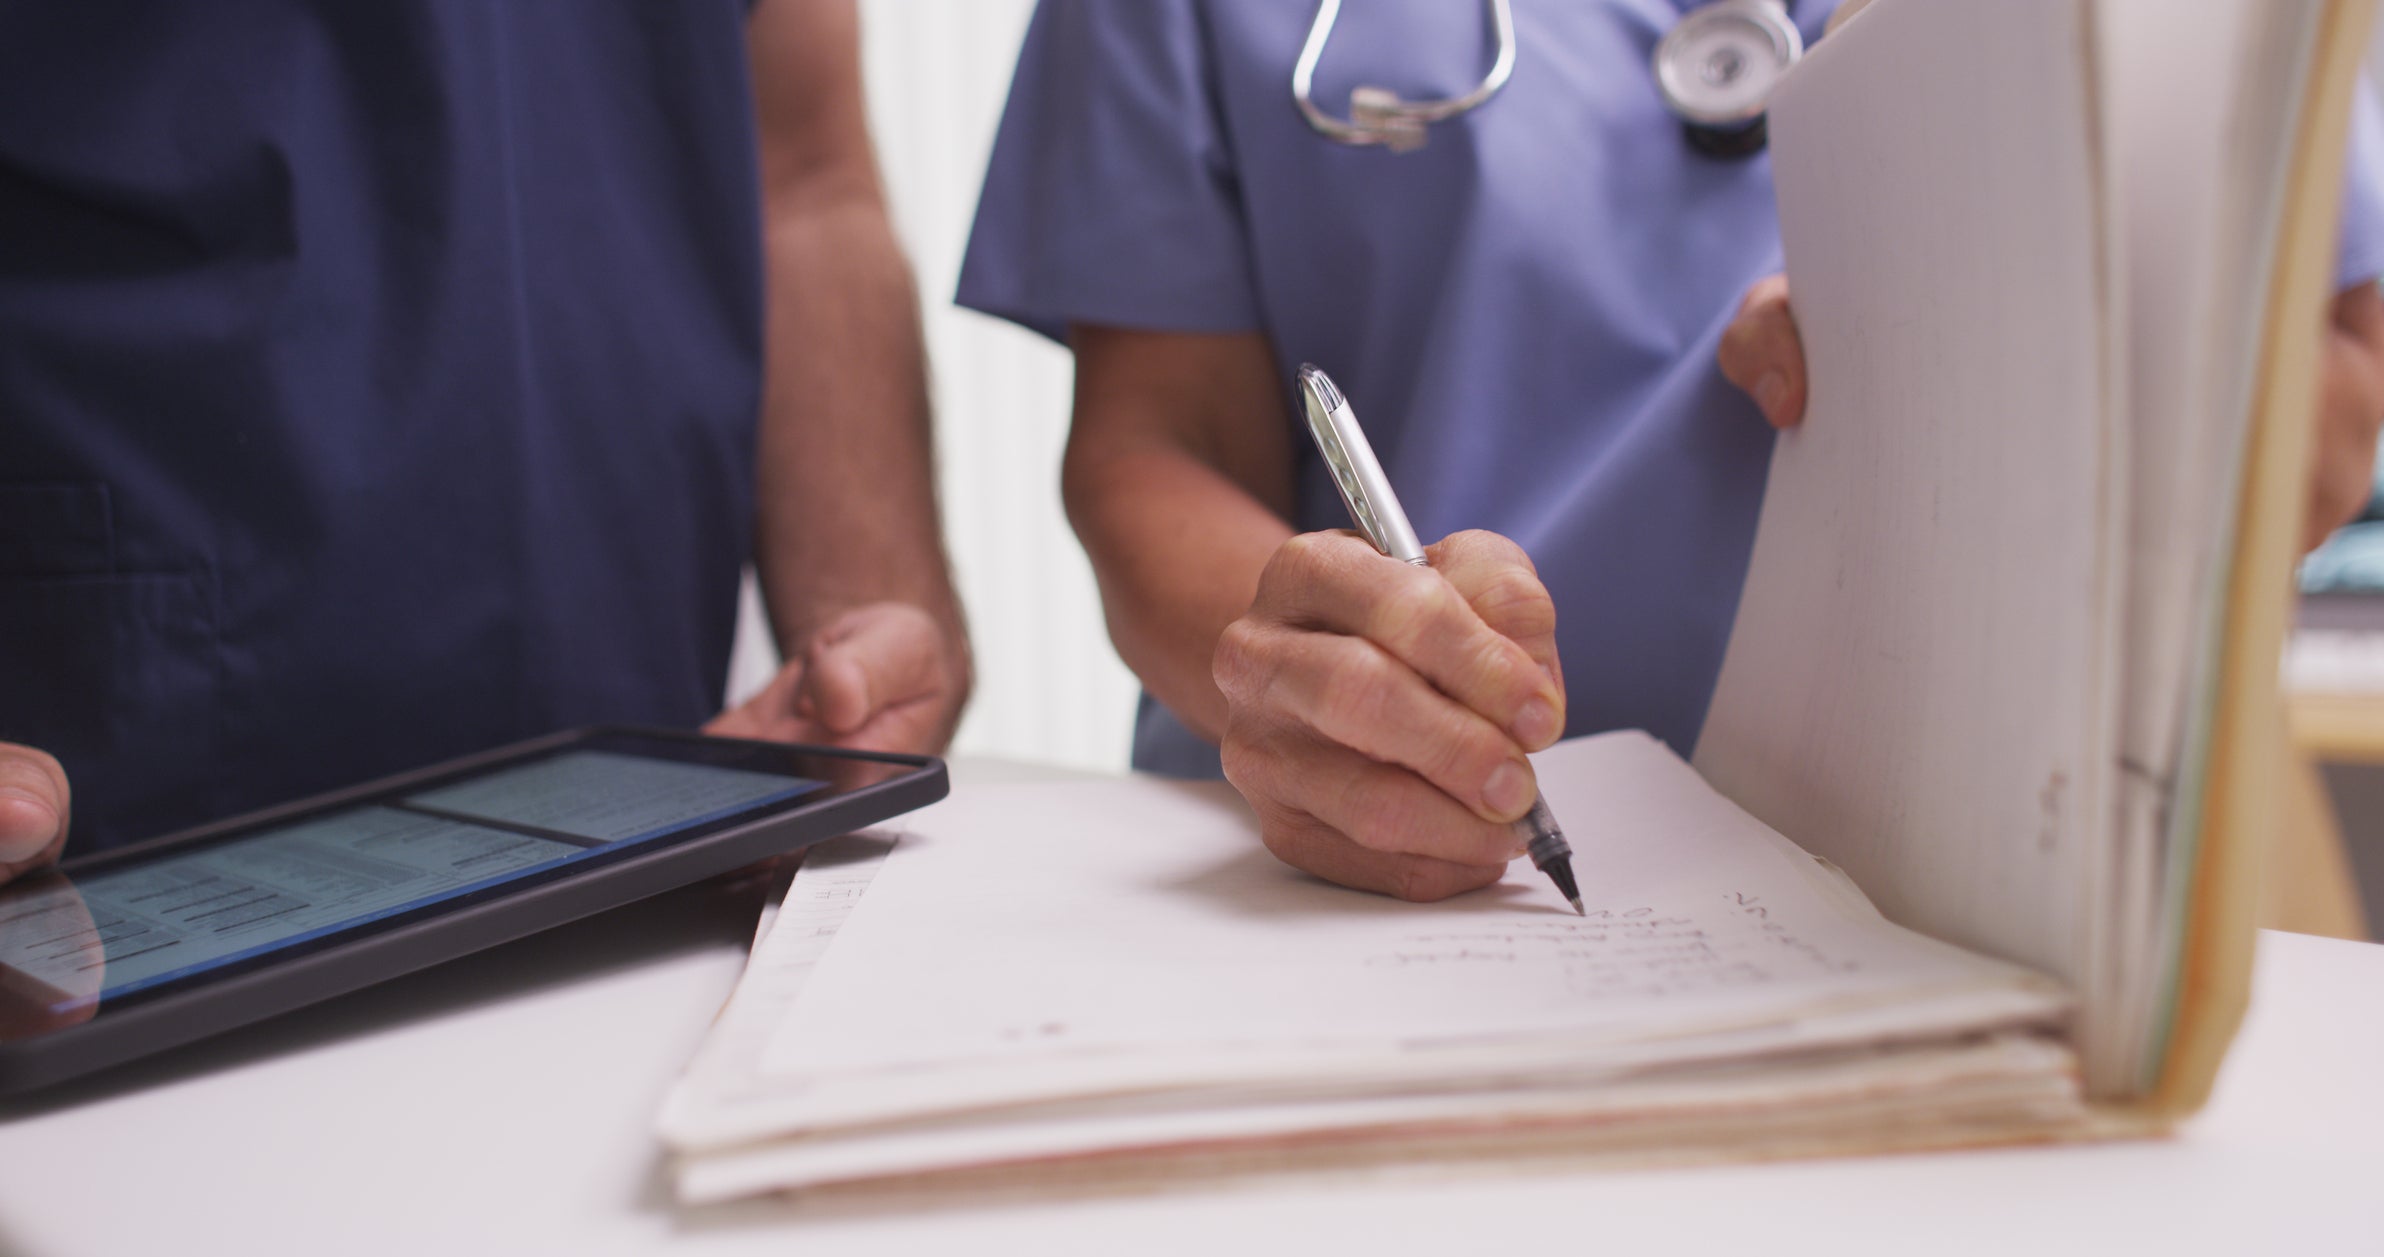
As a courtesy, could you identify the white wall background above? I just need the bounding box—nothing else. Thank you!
[726,0,1142,772]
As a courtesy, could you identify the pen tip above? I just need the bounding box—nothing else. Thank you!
[1568,897,1585,916]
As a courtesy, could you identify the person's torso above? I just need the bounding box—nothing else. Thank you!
[0,1,766,851]
[1136,0,1831,775]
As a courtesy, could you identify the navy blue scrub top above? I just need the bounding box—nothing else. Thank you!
[0,4,766,853]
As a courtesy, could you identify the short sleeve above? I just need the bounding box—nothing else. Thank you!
[956,0,1262,344]
[2337,76,2384,291]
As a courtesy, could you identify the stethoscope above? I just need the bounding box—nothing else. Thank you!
[1293,0,1805,159]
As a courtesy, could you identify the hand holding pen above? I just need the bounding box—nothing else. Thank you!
[1209,365,1580,910]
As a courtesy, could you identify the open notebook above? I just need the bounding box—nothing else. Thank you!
[660,0,2374,1200]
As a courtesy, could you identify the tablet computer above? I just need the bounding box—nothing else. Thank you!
[0,727,945,1098]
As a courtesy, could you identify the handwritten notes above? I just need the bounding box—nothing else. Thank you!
[1371,893,1869,1003]
[662,734,2080,1201]
[735,734,2065,1135]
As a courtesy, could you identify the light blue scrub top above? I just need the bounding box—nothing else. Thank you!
[958,0,2384,778]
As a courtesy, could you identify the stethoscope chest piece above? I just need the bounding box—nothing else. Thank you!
[1655,0,1803,158]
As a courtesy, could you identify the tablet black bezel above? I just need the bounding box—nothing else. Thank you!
[0,727,945,1098]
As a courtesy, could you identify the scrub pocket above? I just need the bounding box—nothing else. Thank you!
[0,483,220,851]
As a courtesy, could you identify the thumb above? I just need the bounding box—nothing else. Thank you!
[798,605,946,737]
[0,744,70,868]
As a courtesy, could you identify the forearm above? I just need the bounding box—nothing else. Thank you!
[1065,441,1291,741]
[752,197,965,671]
[1062,326,1295,742]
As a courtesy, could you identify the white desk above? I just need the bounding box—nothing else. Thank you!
[3,786,2381,1255]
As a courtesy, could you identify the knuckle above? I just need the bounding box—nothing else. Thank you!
[1463,638,1534,710]
[1470,568,1556,640]
[1334,773,1476,862]
[1271,531,1335,580]
[1420,719,1505,794]
[1442,529,1535,574]
[1331,774,1412,853]
[1487,531,1539,573]
[1256,821,1303,868]
[1212,617,1269,701]
[1254,810,1339,884]
[1389,859,1497,904]
[1373,572,1456,652]
[1390,863,1449,903]
[1221,740,1291,816]
[1441,539,1549,624]
[1314,645,1397,736]
[1251,548,1303,608]
[1260,532,1371,614]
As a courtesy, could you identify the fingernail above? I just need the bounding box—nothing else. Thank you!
[1513,697,1561,749]
[1483,761,1534,819]
[1754,371,1789,418]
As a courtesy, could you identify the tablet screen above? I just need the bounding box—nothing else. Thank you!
[0,745,826,1021]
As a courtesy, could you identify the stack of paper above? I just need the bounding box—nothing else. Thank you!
[660,735,2085,1203]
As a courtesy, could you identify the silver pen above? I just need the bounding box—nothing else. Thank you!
[1295,363,1584,915]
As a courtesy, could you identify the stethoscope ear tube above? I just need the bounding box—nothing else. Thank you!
[1292,0,1516,153]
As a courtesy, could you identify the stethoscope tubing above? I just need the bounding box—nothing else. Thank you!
[1292,0,1517,148]
[1293,0,1800,156]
